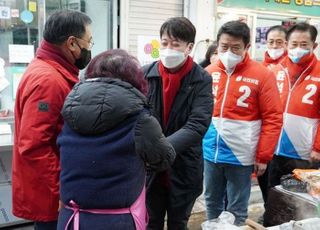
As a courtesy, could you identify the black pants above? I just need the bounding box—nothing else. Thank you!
[146,174,199,230]
[34,221,57,230]
[268,155,320,188]
[257,163,269,204]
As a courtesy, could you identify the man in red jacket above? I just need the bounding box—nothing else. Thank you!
[204,21,283,225]
[259,25,287,214]
[268,22,320,187]
[12,10,92,230]
[262,25,287,69]
[264,22,320,227]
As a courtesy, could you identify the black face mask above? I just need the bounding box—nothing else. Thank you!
[74,47,91,70]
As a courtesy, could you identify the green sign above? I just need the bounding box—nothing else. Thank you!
[218,0,320,17]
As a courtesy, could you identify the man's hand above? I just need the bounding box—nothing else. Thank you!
[254,163,267,177]
[310,150,320,162]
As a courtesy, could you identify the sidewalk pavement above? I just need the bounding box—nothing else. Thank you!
[188,183,264,230]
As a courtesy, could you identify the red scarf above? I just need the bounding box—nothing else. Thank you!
[263,50,287,67]
[36,40,79,77]
[284,53,315,85]
[158,56,193,127]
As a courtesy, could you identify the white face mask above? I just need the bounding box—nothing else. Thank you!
[288,47,310,63]
[218,50,243,70]
[159,48,186,69]
[267,48,285,60]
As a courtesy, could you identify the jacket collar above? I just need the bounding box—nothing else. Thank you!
[216,52,251,74]
[283,53,317,70]
[282,53,318,84]
[63,77,147,135]
[263,50,287,66]
[45,60,79,86]
[85,77,147,104]
[36,40,79,85]
[145,61,199,131]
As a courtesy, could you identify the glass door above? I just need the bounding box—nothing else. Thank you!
[0,0,116,111]
[0,0,40,110]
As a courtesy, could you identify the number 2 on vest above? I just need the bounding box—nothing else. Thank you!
[237,85,251,108]
[302,84,317,105]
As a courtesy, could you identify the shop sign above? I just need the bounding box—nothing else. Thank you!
[11,9,19,18]
[0,6,10,19]
[137,36,160,65]
[20,10,33,24]
[218,0,320,17]
[29,1,37,12]
[9,44,34,64]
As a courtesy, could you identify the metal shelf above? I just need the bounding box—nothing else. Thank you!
[0,143,13,153]
[0,184,30,228]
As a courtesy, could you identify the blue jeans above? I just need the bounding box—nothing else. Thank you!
[204,160,253,226]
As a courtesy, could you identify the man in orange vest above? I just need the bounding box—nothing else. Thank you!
[203,20,283,226]
[262,25,287,69]
[258,25,288,213]
[268,22,320,189]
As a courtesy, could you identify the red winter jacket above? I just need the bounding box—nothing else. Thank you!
[12,41,79,221]
[271,54,320,160]
[204,54,283,165]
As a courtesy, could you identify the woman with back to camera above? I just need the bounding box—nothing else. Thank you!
[56,49,176,230]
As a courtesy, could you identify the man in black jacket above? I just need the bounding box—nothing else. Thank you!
[143,17,213,230]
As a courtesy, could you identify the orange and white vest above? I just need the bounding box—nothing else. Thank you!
[203,54,283,166]
[271,55,320,160]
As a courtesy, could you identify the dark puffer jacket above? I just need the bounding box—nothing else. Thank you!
[144,61,213,205]
[57,78,175,230]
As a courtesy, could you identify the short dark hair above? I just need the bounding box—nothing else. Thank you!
[160,17,196,43]
[266,25,287,40]
[287,22,318,42]
[205,41,218,61]
[217,21,251,46]
[43,10,92,44]
[85,49,147,95]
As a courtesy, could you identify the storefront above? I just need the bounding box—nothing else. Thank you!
[0,0,116,111]
[0,0,187,109]
[0,1,117,226]
[215,0,320,61]
[1,0,320,228]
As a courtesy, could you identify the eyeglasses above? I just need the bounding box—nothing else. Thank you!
[76,37,94,49]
